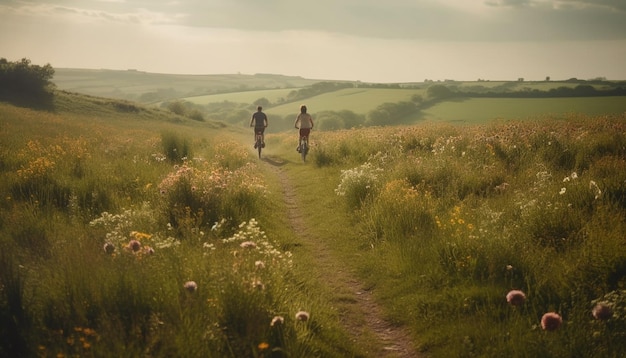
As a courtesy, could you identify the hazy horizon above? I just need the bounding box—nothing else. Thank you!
[2,1,626,83]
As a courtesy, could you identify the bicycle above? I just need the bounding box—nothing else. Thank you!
[298,134,309,162]
[254,130,264,158]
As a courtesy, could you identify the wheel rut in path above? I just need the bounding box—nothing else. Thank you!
[263,157,420,358]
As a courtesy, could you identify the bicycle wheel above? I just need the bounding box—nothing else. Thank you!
[256,136,262,158]
[301,138,308,162]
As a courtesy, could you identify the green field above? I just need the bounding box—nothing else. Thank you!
[423,96,626,123]
[182,88,300,106]
[52,69,626,127]
[52,69,321,102]
[265,88,426,116]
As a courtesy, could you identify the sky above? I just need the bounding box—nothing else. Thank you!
[1,0,626,83]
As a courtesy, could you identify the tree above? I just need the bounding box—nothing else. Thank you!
[426,84,453,99]
[0,58,55,96]
[253,97,271,108]
[166,100,186,115]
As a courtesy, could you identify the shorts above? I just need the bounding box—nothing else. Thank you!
[254,127,266,135]
[299,128,311,137]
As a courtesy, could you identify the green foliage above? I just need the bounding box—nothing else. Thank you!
[156,158,266,233]
[426,84,454,99]
[0,58,55,96]
[160,130,191,163]
[366,101,418,126]
[325,114,626,356]
[0,95,353,357]
[335,161,382,209]
[3,89,626,357]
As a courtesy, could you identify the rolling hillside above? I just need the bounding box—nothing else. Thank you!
[52,69,626,128]
[52,68,323,103]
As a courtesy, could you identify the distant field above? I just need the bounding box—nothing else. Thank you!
[183,88,299,106]
[51,69,626,125]
[423,96,626,123]
[53,68,321,101]
[182,86,626,124]
[176,87,427,117]
[266,88,426,117]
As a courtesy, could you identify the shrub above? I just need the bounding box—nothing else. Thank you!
[160,131,191,163]
[157,160,266,234]
[335,161,382,209]
[0,58,55,96]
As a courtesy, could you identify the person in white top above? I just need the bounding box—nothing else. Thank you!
[294,105,314,152]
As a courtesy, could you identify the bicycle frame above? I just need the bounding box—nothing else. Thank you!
[255,130,263,158]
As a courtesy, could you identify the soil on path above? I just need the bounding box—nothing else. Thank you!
[262,156,421,358]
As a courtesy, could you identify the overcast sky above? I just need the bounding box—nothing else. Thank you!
[1,0,625,82]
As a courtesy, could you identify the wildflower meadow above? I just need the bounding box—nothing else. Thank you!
[320,113,626,356]
[1,91,625,358]
[0,98,351,357]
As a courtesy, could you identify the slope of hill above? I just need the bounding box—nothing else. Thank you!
[52,68,324,103]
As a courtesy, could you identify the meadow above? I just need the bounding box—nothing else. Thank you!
[423,96,626,124]
[1,87,626,357]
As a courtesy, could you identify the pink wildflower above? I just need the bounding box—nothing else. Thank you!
[127,239,141,252]
[541,312,562,331]
[184,281,198,293]
[506,290,526,306]
[295,311,310,322]
[592,303,613,321]
[103,242,115,254]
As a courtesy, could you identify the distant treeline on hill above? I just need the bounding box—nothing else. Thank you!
[427,83,626,99]
[275,80,626,108]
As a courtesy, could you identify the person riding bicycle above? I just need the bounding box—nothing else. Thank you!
[294,104,313,152]
[250,105,268,148]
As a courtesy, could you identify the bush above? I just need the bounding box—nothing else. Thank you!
[160,131,191,163]
[0,58,55,96]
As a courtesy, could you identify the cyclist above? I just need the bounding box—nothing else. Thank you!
[294,104,314,152]
[250,105,268,148]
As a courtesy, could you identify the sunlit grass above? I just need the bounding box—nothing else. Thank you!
[0,95,355,357]
[321,113,626,356]
[2,91,626,357]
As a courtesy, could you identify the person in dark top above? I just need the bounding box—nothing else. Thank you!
[250,105,268,148]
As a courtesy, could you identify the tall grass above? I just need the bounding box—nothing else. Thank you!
[3,92,626,357]
[0,97,355,357]
[324,113,626,356]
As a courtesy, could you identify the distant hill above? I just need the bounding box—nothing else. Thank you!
[50,68,626,131]
[52,69,326,104]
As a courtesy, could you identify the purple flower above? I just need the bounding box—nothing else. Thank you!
[592,303,613,321]
[541,312,562,331]
[506,290,526,306]
[184,281,198,293]
[103,242,115,254]
[128,239,141,252]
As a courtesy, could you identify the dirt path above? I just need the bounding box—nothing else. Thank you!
[262,156,420,358]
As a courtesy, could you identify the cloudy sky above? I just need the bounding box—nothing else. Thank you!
[1,0,625,82]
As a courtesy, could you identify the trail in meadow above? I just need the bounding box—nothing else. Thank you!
[261,156,420,358]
